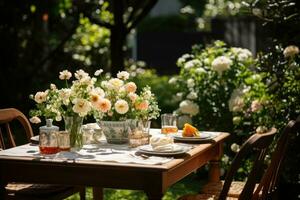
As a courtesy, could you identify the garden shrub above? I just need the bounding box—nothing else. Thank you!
[170,40,272,179]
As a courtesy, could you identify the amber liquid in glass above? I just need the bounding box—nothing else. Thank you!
[59,147,71,152]
[39,146,60,154]
[161,126,178,134]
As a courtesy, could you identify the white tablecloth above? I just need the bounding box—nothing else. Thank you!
[0,129,221,165]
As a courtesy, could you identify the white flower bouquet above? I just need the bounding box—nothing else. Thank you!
[30,69,160,123]
[30,69,160,146]
[29,69,104,123]
[95,71,160,122]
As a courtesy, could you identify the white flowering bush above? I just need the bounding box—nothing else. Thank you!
[172,41,270,132]
[30,69,160,123]
[171,40,276,179]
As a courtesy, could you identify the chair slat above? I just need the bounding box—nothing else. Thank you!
[0,128,5,149]
[5,123,16,148]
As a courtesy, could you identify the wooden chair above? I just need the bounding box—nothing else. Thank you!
[199,118,300,200]
[0,108,86,200]
[252,117,300,200]
[179,127,277,200]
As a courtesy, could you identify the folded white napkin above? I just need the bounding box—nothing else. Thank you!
[150,136,175,151]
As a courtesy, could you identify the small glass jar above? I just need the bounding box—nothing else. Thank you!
[57,131,70,151]
[39,119,59,154]
[128,120,151,148]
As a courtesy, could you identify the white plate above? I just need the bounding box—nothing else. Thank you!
[138,144,187,156]
[173,131,213,141]
[30,135,39,144]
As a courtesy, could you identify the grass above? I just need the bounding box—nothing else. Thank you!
[65,172,207,200]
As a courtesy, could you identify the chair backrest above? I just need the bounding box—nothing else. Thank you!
[218,127,277,200]
[0,108,33,149]
[252,117,300,200]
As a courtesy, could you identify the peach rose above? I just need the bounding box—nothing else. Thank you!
[96,98,111,113]
[125,82,137,93]
[135,100,149,110]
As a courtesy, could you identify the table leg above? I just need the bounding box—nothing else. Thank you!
[146,191,164,200]
[208,143,223,182]
[79,187,86,200]
[92,187,103,200]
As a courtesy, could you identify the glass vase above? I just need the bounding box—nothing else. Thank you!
[63,114,83,150]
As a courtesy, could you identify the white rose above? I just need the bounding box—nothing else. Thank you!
[256,126,268,134]
[117,71,130,80]
[30,116,41,124]
[177,54,192,66]
[74,69,89,80]
[232,48,252,61]
[182,54,192,60]
[115,99,129,114]
[94,69,103,76]
[50,83,57,90]
[180,5,195,14]
[34,91,47,103]
[59,89,71,105]
[101,81,109,88]
[108,78,124,90]
[92,87,105,98]
[187,79,195,88]
[283,45,299,58]
[55,115,62,121]
[221,154,230,164]
[195,68,206,74]
[179,100,199,116]
[59,70,72,80]
[211,56,232,74]
[168,77,177,84]
[232,116,241,125]
[230,143,240,153]
[72,98,91,117]
[184,59,201,70]
[184,61,193,70]
[177,57,185,66]
[187,92,198,100]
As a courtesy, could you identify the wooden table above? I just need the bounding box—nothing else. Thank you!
[0,132,229,200]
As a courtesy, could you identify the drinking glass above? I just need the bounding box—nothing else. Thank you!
[161,113,178,134]
[57,131,71,151]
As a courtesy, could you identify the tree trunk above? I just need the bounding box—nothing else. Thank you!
[110,0,126,76]
[110,27,126,76]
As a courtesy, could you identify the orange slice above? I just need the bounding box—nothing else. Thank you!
[183,123,200,137]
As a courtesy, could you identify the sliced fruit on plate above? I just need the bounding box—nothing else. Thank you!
[182,123,200,137]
